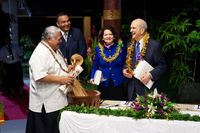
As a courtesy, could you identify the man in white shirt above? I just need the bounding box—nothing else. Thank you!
[26,26,75,133]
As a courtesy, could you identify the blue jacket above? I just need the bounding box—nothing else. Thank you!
[91,43,127,87]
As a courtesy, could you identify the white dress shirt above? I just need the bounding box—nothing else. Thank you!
[29,42,69,113]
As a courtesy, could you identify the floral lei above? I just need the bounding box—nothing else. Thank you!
[126,33,150,75]
[99,39,123,63]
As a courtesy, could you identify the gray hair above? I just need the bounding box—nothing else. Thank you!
[133,18,148,32]
[41,26,61,40]
[140,20,147,32]
[138,19,148,32]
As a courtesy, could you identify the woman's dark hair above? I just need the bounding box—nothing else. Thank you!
[98,26,118,44]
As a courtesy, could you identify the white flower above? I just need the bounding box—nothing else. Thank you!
[148,103,157,115]
[148,88,160,99]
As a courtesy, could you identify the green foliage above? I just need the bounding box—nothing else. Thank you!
[58,90,200,121]
[19,35,36,75]
[158,12,200,89]
[121,24,131,42]
[83,39,98,81]
[20,35,36,62]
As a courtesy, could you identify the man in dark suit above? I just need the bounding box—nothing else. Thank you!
[123,18,167,101]
[56,12,87,65]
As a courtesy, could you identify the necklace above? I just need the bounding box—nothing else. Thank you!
[126,33,150,75]
[99,39,123,63]
[41,41,69,73]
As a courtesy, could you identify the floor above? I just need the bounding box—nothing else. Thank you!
[0,119,26,133]
[0,76,29,133]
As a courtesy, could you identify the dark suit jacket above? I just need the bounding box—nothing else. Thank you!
[126,39,167,100]
[59,27,87,64]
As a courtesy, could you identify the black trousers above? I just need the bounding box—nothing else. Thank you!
[26,105,60,133]
[98,78,127,101]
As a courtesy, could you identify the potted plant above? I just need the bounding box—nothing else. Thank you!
[158,10,200,103]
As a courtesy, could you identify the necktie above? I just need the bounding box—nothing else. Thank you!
[64,32,68,42]
[135,42,140,61]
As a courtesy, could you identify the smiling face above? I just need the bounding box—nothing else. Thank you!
[130,19,146,42]
[102,29,114,46]
[56,15,71,32]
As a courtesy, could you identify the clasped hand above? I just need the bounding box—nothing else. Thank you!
[140,72,152,85]
[123,68,152,85]
[123,68,133,78]
[60,75,74,85]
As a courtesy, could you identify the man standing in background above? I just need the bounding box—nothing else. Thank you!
[56,12,87,65]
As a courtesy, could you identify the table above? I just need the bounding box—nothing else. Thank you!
[59,111,200,133]
[59,101,200,133]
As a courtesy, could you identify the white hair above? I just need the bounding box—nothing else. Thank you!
[41,26,60,40]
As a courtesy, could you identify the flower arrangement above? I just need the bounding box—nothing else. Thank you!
[131,89,178,119]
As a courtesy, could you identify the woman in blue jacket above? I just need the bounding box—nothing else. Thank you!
[90,26,127,100]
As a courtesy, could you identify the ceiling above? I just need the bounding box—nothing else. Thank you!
[26,0,102,16]
[25,0,192,23]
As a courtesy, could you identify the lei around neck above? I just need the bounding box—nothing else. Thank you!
[126,33,150,75]
[99,39,123,63]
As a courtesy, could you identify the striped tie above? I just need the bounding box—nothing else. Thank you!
[64,32,68,42]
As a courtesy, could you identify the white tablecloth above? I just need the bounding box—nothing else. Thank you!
[59,111,200,133]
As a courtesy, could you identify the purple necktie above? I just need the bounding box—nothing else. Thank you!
[135,42,140,61]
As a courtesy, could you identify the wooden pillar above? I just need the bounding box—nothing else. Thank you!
[83,16,91,40]
[103,0,121,37]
